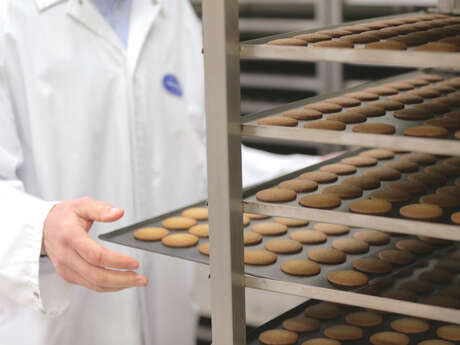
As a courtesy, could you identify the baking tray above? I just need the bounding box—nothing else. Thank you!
[240,11,460,70]
[244,149,460,242]
[241,70,460,157]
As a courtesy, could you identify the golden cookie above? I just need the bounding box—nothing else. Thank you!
[243,231,262,246]
[353,230,389,245]
[394,108,432,121]
[341,156,378,167]
[258,116,298,127]
[390,318,430,334]
[349,199,392,215]
[308,248,346,264]
[265,239,302,254]
[416,42,458,52]
[325,97,361,107]
[364,167,401,180]
[383,160,419,173]
[300,171,338,183]
[274,217,309,227]
[368,100,404,111]
[245,213,270,220]
[420,193,459,208]
[284,108,323,120]
[369,331,409,345]
[387,180,427,195]
[320,163,357,175]
[345,311,382,327]
[189,224,209,238]
[258,329,299,345]
[353,257,392,274]
[412,102,450,115]
[437,325,460,341]
[290,230,327,244]
[399,280,434,294]
[366,41,407,50]
[332,238,369,254]
[323,184,363,199]
[400,203,443,220]
[299,194,341,209]
[344,91,379,101]
[327,270,368,288]
[252,222,288,236]
[359,148,395,159]
[417,340,455,345]
[256,188,297,202]
[293,33,331,43]
[162,233,199,248]
[267,38,306,46]
[452,212,460,224]
[182,207,208,220]
[419,269,454,284]
[425,117,460,130]
[314,223,349,235]
[404,125,448,138]
[279,179,318,193]
[162,216,197,230]
[304,302,341,319]
[395,239,433,254]
[370,189,411,203]
[304,120,346,131]
[378,249,415,265]
[365,86,398,95]
[326,111,366,124]
[408,172,447,186]
[313,40,354,48]
[280,259,321,276]
[388,93,423,104]
[244,250,277,265]
[353,123,396,134]
[316,29,352,38]
[423,295,460,308]
[134,227,170,241]
[425,164,460,177]
[302,339,341,345]
[306,102,342,113]
[342,175,380,190]
[324,324,363,340]
[282,317,320,332]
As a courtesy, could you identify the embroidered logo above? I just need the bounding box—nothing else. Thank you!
[162,74,183,97]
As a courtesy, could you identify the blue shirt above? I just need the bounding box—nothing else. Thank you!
[91,0,132,48]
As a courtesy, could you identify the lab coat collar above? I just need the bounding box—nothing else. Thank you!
[35,0,67,12]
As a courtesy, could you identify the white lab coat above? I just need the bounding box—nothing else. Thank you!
[0,0,207,344]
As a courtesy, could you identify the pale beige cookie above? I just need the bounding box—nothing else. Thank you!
[134,227,170,241]
[300,171,338,183]
[364,86,398,95]
[198,242,210,256]
[284,108,322,120]
[280,259,321,277]
[314,223,349,236]
[299,194,341,209]
[420,194,459,208]
[258,116,298,127]
[279,179,318,193]
[162,216,197,230]
[395,239,433,254]
[308,247,346,264]
[345,311,382,327]
[304,302,341,319]
[245,213,270,220]
[244,250,277,265]
[306,102,342,113]
[342,175,380,190]
[353,230,389,245]
[378,249,415,265]
[182,207,208,220]
[369,331,410,345]
[370,189,411,203]
[252,222,288,236]
[364,167,401,180]
[256,188,297,202]
[328,270,368,288]
[383,160,419,173]
[282,316,320,332]
[400,203,443,220]
[344,91,379,101]
[349,199,392,215]
[323,184,363,199]
[320,163,357,175]
[290,230,327,244]
[390,318,430,334]
[304,120,346,131]
[324,324,364,341]
[265,238,302,254]
[267,38,307,46]
[325,97,361,107]
[243,231,262,246]
[162,233,199,248]
[359,148,395,159]
[189,224,209,238]
[404,125,448,138]
[274,217,309,227]
[341,156,378,167]
[258,329,299,345]
[353,257,392,274]
[332,238,369,254]
[437,324,460,341]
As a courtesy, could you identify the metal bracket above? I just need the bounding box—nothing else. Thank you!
[438,0,460,13]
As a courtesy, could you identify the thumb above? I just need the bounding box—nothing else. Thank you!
[75,197,124,223]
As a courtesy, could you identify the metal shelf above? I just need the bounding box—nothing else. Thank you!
[242,70,460,157]
[240,12,460,70]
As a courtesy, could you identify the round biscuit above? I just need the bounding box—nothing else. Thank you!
[258,116,298,127]
[304,120,346,131]
[265,238,302,254]
[279,179,318,193]
[252,222,288,236]
[134,227,170,241]
[189,224,209,238]
[353,230,389,245]
[378,249,415,265]
[390,318,430,334]
[256,188,297,202]
[274,217,309,227]
[244,250,277,265]
[243,231,262,246]
[308,247,346,264]
[369,331,409,345]
[282,317,320,332]
[280,259,321,277]
[258,329,299,345]
[290,230,327,244]
[299,194,341,209]
[332,238,369,254]
[300,171,338,183]
[400,203,443,220]
[345,311,383,327]
[284,108,322,121]
[349,199,393,215]
[162,233,199,248]
[182,207,209,220]
[353,257,392,274]
[314,223,349,235]
[327,270,368,288]
[162,216,197,230]
[304,302,341,319]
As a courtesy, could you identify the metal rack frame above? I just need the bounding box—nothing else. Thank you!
[203,1,460,345]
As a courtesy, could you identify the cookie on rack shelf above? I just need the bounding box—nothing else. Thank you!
[412,102,451,115]
[345,311,383,327]
[284,108,322,120]
[134,227,170,241]
[332,238,369,254]
[305,102,342,113]
[267,38,307,46]
[437,324,460,341]
[324,324,364,340]
[425,117,460,130]
[182,207,208,220]
[258,329,299,345]
[256,188,297,203]
[399,203,443,220]
[365,41,407,50]
[417,340,455,345]
[314,223,349,235]
[323,184,363,199]
[352,257,392,274]
[280,259,321,277]
[395,239,433,255]
[265,238,302,254]
[342,175,380,189]
[420,194,459,208]
[390,318,430,334]
[367,100,405,111]
[383,160,419,173]
[404,125,449,138]
[245,213,270,220]
[302,339,341,345]
[299,193,341,209]
[304,302,342,319]
[252,222,288,236]
[451,212,460,225]
[326,110,366,124]
[352,123,396,134]
[278,178,318,193]
[381,289,417,302]
[378,249,415,265]
[416,42,459,52]
[282,316,320,332]
[304,119,346,131]
[327,270,368,288]
[353,230,389,245]
[300,171,338,183]
[258,116,298,127]
[349,199,393,215]
[359,148,395,159]
[308,247,346,264]
[370,189,411,203]
[244,250,277,265]
[400,152,437,165]
[320,163,357,175]
[290,230,327,244]
[393,108,432,120]
[364,167,401,180]
[408,172,447,186]
[188,224,209,238]
[325,96,361,107]
[243,231,262,246]
[162,216,197,230]
[162,233,199,248]
[388,93,424,104]
[341,155,378,167]
[423,295,460,309]
[364,86,398,95]
[293,33,331,43]
[274,217,309,227]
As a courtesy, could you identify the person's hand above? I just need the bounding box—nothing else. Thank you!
[42,197,148,292]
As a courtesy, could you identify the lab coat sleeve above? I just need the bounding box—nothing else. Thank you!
[0,6,70,316]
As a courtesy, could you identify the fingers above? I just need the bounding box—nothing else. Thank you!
[74,235,139,270]
[74,197,124,223]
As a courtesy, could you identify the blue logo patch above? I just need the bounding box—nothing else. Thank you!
[163,74,183,97]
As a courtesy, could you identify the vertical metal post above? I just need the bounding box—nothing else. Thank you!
[202,1,246,345]
[438,0,460,13]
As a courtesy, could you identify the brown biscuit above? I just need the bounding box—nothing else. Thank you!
[352,123,396,134]
[395,239,433,254]
[388,93,424,104]
[383,160,419,173]
[304,120,346,131]
[400,152,437,165]
[411,86,441,98]
[364,167,401,181]
[364,86,398,95]
[445,111,460,121]
[399,280,435,294]
[417,340,455,345]
[411,102,450,115]
[342,175,380,190]
[328,270,368,288]
[256,188,297,202]
[385,82,414,91]
[243,214,250,227]
[368,100,405,111]
[282,317,320,332]
[299,194,341,209]
[162,216,197,230]
[300,171,338,183]
[423,295,460,308]
[162,233,199,248]
[378,249,416,265]
[353,230,389,245]
[243,231,262,246]
[258,116,298,127]
[446,76,460,88]
[381,289,417,302]
[320,164,357,175]
[353,105,387,117]
[290,230,327,244]
[265,239,302,254]
[198,242,210,256]
[443,157,460,167]
[293,33,331,43]
[425,117,460,130]
[341,155,377,167]
[345,311,383,327]
[387,180,427,196]
[324,325,364,342]
[323,184,363,199]
[252,222,288,236]
[437,325,460,341]
[431,83,456,94]
[332,238,369,254]
[308,247,346,264]
[304,302,341,319]
[244,250,277,265]
[432,95,460,107]
[416,42,458,52]
[404,77,431,87]
[279,178,318,193]
[353,257,392,274]
[349,199,392,215]
[413,171,448,186]
[419,236,451,246]
[258,329,299,345]
[267,38,307,46]
[306,102,342,113]
[189,224,210,238]
[344,92,380,101]
[284,108,322,120]
[419,269,454,284]
[245,213,270,220]
[274,217,309,227]
[182,207,208,220]
[302,339,341,345]
[314,223,349,236]
[316,29,353,38]
[390,318,430,334]
[419,74,445,82]
[437,260,460,273]
[342,32,380,44]
[280,259,321,277]
[325,97,361,107]
[370,189,411,203]
[326,110,366,124]
[134,227,170,241]
[452,212,460,224]
[404,125,448,138]
[360,148,395,160]
[366,41,407,50]
[420,193,459,208]
[393,108,432,121]
[399,203,443,220]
